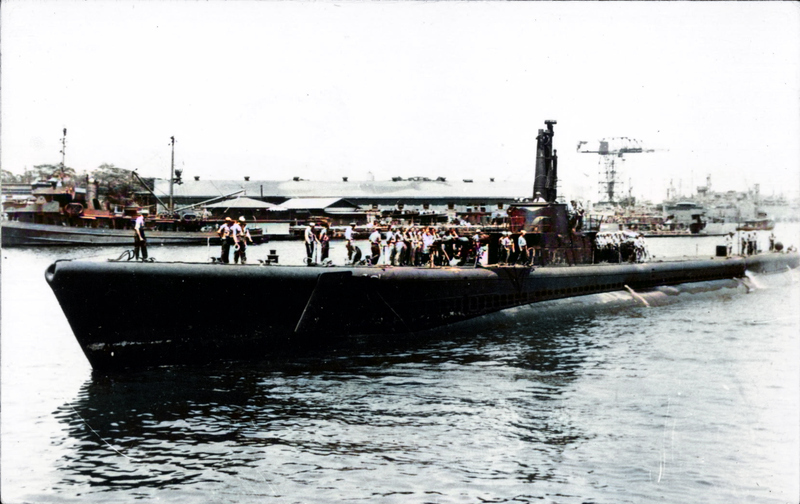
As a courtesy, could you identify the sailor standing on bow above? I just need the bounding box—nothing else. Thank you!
[499,232,512,264]
[133,209,148,261]
[369,224,382,265]
[230,217,242,263]
[422,227,435,266]
[393,227,407,266]
[472,228,481,258]
[383,226,396,266]
[345,222,355,263]
[318,224,329,262]
[517,230,529,266]
[304,222,316,264]
[233,216,252,264]
[217,217,234,264]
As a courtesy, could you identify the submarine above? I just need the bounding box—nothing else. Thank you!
[45,120,800,371]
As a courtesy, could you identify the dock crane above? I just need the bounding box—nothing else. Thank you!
[576,137,663,205]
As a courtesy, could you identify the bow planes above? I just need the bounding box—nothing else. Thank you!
[43,120,800,371]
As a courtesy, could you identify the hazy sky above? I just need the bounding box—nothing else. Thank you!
[2,1,798,203]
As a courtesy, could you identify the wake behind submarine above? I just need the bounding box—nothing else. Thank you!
[45,120,800,371]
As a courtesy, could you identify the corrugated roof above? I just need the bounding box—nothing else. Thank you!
[279,197,358,210]
[204,196,283,209]
[149,178,532,200]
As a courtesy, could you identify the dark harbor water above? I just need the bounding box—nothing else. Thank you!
[2,228,799,503]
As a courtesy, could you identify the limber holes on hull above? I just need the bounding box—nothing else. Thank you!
[410,269,736,321]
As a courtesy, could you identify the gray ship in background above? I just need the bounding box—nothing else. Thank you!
[592,179,793,237]
[661,175,798,234]
[576,134,794,235]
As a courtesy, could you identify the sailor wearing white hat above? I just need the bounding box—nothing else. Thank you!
[345,222,355,263]
[233,216,253,264]
[304,222,316,264]
[217,217,234,263]
[133,208,148,261]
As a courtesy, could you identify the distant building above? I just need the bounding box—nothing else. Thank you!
[144,177,533,226]
[276,197,362,226]
[203,196,285,221]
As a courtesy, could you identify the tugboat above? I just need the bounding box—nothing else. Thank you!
[45,120,800,371]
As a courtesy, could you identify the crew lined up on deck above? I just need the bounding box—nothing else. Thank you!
[365,224,487,267]
[724,231,765,257]
[594,231,650,263]
[207,219,783,268]
[300,221,654,267]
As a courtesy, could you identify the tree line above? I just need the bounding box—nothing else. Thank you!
[1,163,154,205]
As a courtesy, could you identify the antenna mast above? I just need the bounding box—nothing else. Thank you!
[59,128,67,178]
[169,136,175,215]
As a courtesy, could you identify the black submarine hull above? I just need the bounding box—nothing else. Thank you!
[45,252,799,371]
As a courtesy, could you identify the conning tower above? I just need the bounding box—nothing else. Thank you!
[490,119,597,266]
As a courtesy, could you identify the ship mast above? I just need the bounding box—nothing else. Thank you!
[169,136,175,215]
[59,128,67,179]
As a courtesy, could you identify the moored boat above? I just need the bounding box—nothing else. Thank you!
[1,130,272,247]
[2,219,216,247]
[0,219,266,247]
[737,218,775,232]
